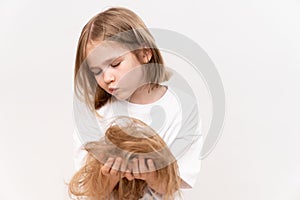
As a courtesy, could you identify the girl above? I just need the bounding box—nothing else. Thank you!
[69,116,181,200]
[73,6,202,199]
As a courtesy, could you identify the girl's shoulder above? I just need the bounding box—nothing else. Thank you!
[163,85,198,111]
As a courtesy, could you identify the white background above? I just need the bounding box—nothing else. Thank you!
[1,0,299,199]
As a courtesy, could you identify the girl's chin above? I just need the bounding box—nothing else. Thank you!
[112,93,129,101]
[111,90,134,101]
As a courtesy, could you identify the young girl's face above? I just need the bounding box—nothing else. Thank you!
[86,41,147,100]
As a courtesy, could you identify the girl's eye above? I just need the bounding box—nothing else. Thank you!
[111,62,121,67]
[91,69,102,76]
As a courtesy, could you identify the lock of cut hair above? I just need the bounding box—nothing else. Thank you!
[69,116,181,200]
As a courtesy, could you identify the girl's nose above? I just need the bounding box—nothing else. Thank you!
[102,68,115,84]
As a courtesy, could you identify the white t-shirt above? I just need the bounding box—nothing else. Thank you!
[73,85,202,198]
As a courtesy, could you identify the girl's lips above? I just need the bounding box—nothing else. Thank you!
[108,88,118,93]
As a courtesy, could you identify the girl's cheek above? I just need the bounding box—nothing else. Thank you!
[95,78,104,88]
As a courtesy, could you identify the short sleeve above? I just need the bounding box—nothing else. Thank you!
[167,89,203,188]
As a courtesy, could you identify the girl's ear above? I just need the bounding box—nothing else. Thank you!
[138,48,153,64]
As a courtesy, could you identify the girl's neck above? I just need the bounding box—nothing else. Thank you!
[128,84,167,104]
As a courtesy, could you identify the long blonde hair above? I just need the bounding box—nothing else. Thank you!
[74,7,171,112]
[69,116,181,200]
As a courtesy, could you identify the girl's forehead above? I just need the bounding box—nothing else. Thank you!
[86,41,130,68]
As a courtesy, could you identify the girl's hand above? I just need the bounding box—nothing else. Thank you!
[101,157,126,191]
[124,157,166,194]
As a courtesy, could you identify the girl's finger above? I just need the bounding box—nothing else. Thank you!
[132,158,140,178]
[124,161,134,181]
[120,159,127,173]
[110,157,122,176]
[138,156,148,174]
[101,157,115,176]
[147,159,156,173]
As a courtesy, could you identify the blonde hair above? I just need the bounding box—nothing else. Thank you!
[69,116,181,200]
[74,7,171,112]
